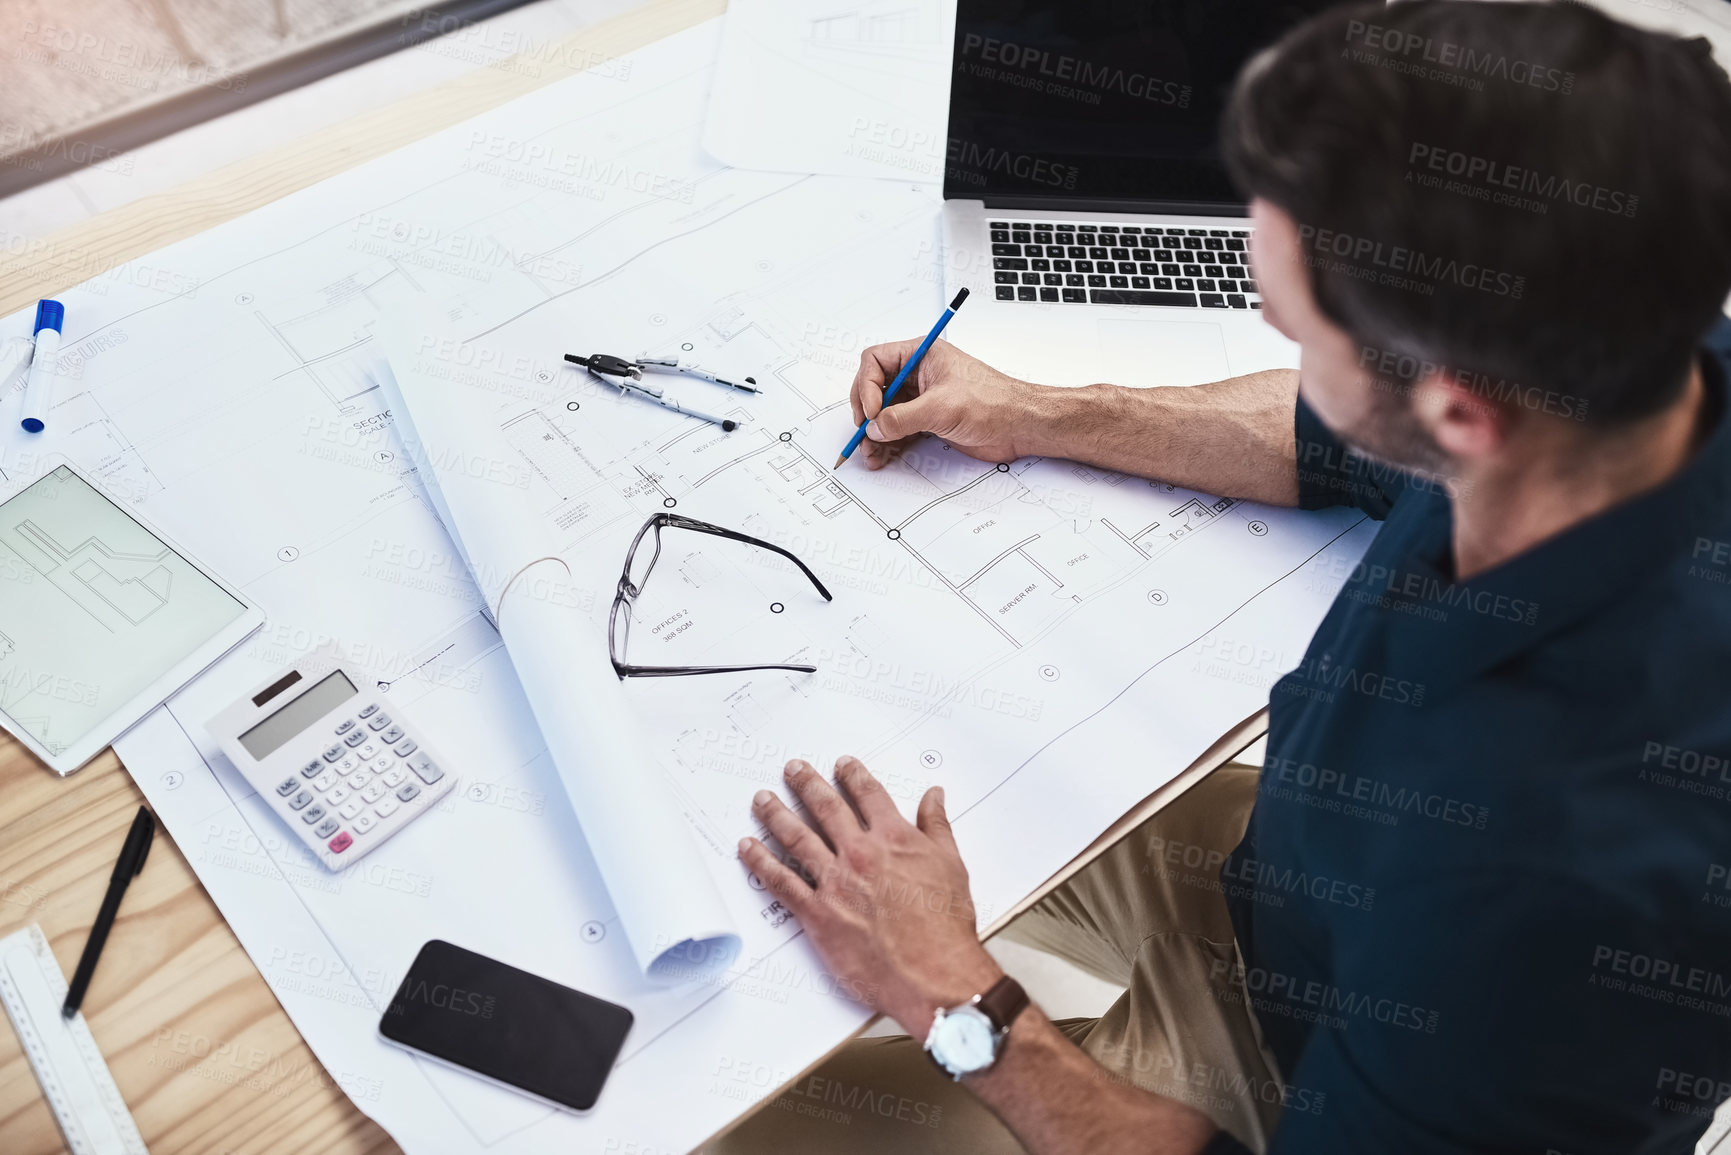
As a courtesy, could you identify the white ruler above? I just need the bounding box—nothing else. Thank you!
[0,924,148,1155]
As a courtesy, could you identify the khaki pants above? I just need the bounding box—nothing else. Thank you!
[707,764,1281,1155]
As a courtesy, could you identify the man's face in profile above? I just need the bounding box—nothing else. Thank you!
[1248,199,1456,479]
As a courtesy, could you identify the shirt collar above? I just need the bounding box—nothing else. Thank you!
[1366,341,1731,696]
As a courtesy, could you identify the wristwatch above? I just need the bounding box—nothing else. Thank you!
[923,975,1029,1080]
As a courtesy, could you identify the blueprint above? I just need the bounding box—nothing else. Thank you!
[704,0,952,180]
[0,20,1372,1154]
[375,319,742,983]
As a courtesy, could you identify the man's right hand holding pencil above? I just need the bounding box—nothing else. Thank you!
[847,333,1307,510]
[847,340,1048,470]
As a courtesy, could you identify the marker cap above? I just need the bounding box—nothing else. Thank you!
[33,299,64,334]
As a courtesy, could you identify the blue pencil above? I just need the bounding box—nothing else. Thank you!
[834,288,969,469]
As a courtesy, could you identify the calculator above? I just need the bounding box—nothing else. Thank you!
[207,663,455,870]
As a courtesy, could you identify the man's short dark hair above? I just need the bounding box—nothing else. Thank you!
[1223,0,1731,426]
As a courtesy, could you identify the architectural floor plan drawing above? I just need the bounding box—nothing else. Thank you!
[0,466,249,759]
[390,325,1371,884]
[0,22,1375,1155]
[809,2,936,51]
[18,519,175,629]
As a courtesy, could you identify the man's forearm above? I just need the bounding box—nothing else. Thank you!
[964,1008,1217,1155]
[1019,369,1301,506]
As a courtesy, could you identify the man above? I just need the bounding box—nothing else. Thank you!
[721,2,1731,1151]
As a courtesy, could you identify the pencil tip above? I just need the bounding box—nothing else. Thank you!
[832,454,847,470]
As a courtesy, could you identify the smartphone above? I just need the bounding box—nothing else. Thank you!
[379,940,633,1111]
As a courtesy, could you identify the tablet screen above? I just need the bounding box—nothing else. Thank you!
[0,466,248,756]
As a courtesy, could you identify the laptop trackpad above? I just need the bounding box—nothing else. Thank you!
[1096,319,1230,388]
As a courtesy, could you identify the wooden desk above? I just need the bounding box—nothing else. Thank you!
[0,0,724,319]
[0,735,396,1153]
[0,1,1263,1148]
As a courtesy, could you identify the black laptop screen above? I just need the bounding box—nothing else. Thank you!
[946,0,1334,211]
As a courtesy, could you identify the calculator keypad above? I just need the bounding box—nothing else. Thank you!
[263,697,450,868]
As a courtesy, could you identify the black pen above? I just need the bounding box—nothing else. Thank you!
[62,806,154,1019]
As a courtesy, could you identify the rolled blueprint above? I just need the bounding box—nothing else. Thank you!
[499,559,740,981]
[374,315,741,980]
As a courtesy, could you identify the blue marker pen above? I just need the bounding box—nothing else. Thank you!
[20,299,64,434]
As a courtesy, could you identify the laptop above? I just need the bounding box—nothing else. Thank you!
[940,0,1338,390]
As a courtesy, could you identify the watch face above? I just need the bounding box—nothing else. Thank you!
[932,1006,998,1074]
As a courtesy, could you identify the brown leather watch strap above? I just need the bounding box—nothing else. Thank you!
[975,974,1029,1033]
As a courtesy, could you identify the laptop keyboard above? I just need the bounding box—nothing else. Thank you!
[989,221,1259,310]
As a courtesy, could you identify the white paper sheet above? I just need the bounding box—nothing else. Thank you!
[704,0,953,180]
[0,20,1376,1153]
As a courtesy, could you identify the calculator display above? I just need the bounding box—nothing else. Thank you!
[238,670,357,760]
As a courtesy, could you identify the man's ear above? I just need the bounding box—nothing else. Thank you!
[1411,369,1511,460]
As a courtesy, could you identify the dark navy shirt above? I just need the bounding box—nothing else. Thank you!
[1213,318,1731,1154]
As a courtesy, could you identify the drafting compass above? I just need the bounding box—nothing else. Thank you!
[564,352,758,431]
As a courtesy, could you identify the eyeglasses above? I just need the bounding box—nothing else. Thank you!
[609,512,833,678]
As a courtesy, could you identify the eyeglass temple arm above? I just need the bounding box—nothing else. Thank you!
[612,661,820,679]
[663,517,834,602]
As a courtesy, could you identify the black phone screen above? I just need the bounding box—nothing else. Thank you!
[380,940,633,1111]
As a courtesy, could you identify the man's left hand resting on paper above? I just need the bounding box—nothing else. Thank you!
[736,756,1002,1041]
[736,757,1219,1155]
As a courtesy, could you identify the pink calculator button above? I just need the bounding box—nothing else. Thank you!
[328,831,354,854]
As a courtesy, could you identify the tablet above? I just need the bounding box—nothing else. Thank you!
[0,460,264,775]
